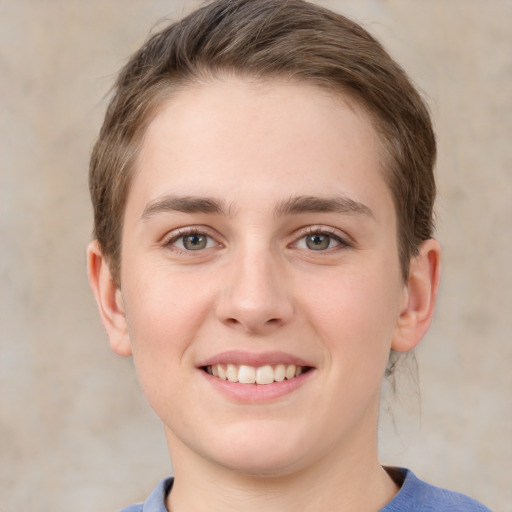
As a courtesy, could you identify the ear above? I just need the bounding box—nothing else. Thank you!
[392,239,441,352]
[87,240,132,356]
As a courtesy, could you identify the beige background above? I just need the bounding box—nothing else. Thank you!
[1,1,511,511]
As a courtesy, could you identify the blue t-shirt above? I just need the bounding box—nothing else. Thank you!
[120,468,492,511]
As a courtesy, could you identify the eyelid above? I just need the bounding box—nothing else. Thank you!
[291,225,352,250]
[160,224,351,252]
[161,225,223,252]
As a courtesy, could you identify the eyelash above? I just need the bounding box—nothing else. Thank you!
[161,225,351,255]
[292,226,351,252]
[162,227,220,254]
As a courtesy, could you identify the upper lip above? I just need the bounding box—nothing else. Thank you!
[197,350,313,368]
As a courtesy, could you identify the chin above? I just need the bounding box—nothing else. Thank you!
[203,423,312,477]
[215,450,305,478]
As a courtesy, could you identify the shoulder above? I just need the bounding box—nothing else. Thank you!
[120,506,142,512]
[119,477,173,512]
[381,468,493,512]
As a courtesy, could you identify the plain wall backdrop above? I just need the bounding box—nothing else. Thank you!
[1,1,511,510]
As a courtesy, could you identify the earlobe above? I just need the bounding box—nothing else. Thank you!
[87,240,132,357]
[391,239,441,353]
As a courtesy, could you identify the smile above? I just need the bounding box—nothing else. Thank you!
[203,364,309,385]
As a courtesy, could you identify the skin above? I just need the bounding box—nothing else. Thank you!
[88,78,440,512]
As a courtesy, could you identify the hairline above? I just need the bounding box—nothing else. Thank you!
[107,72,413,285]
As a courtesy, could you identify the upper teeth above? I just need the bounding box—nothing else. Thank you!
[206,364,304,385]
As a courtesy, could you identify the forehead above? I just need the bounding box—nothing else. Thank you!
[128,77,392,222]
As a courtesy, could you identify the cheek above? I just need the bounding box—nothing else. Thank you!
[121,269,217,422]
[300,265,402,370]
[122,267,215,368]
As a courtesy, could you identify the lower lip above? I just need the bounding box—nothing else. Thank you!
[201,369,314,403]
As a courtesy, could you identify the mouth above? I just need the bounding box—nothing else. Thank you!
[201,363,312,385]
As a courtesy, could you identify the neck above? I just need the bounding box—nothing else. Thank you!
[165,425,398,512]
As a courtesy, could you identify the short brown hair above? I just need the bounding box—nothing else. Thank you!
[90,0,436,284]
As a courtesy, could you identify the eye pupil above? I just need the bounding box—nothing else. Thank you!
[306,234,330,250]
[183,234,207,250]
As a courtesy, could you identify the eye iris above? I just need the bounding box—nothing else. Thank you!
[183,234,207,250]
[306,234,330,250]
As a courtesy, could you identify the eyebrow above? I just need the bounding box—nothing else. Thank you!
[274,195,374,219]
[140,194,374,220]
[141,195,228,220]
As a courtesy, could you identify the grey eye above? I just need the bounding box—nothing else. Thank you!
[305,234,332,250]
[182,234,209,250]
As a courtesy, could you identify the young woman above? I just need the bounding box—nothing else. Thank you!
[87,1,491,510]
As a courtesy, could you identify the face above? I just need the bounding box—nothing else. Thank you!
[114,78,410,476]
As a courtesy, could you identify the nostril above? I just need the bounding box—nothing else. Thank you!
[222,315,283,333]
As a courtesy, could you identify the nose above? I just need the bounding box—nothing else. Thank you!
[215,246,294,335]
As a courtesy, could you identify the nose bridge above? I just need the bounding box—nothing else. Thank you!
[216,240,293,333]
